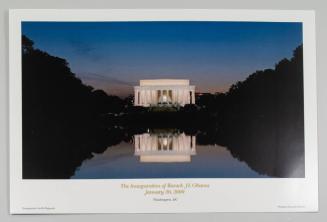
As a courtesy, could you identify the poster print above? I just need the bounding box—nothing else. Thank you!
[9,9,318,213]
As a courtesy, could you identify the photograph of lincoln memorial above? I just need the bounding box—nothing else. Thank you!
[134,79,195,107]
[21,21,305,179]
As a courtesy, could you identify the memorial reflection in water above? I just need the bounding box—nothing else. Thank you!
[134,130,196,163]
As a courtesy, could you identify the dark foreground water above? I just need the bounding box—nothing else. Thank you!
[72,131,268,179]
[23,126,304,179]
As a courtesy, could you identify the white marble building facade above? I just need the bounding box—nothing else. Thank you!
[134,79,195,107]
[134,132,196,162]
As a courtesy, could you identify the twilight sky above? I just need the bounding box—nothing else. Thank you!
[22,22,303,97]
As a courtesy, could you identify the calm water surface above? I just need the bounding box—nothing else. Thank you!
[72,131,268,178]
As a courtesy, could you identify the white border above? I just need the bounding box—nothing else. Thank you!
[9,9,318,213]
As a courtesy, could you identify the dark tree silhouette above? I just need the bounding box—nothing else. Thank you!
[217,45,304,177]
[22,35,126,178]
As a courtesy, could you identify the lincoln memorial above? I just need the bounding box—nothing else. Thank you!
[134,79,195,107]
[134,130,196,163]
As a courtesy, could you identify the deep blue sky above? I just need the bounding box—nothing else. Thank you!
[22,22,303,97]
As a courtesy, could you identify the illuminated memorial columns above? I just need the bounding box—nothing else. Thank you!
[134,79,195,107]
[134,131,196,162]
